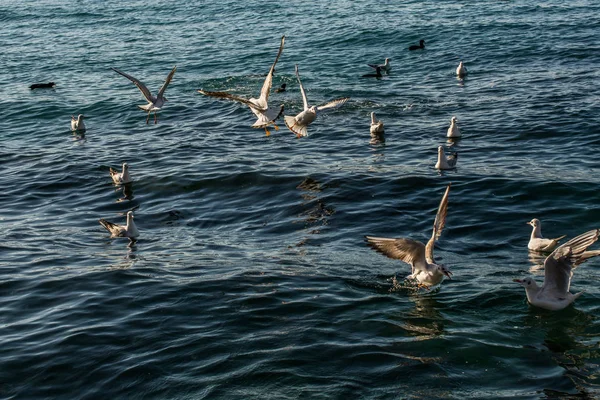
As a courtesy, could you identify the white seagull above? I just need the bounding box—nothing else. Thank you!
[71,114,86,132]
[366,184,453,288]
[198,36,285,136]
[527,218,566,252]
[99,211,139,240]
[109,163,133,185]
[112,65,177,124]
[370,112,384,135]
[514,228,600,310]
[368,58,391,73]
[456,61,468,78]
[435,145,458,170]
[284,64,350,137]
[447,116,461,138]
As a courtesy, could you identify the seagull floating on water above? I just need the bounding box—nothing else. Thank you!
[71,114,86,132]
[409,40,425,50]
[366,184,453,289]
[368,58,391,73]
[109,163,133,185]
[447,116,461,138]
[456,61,468,78]
[370,112,384,135]
[515,229,600,310]
[284,64,350,138]
[99,211,139,240]
[527,218,566,252]
[112,65,177,124]
[435,146,458,170]
[198,36,285,136]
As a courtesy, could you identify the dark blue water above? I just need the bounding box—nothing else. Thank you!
[2,0,600,398]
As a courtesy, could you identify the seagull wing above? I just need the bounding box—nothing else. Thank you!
[425,184,451,263]
[542,229,600,294]
[367,63,381,70]
[366,236,429,272]
[197,89,267,112]
[315,97,350,112]
[258,36,285,105]
[157,66,177,98]
[294,64,309,111]
[112,67,154,103]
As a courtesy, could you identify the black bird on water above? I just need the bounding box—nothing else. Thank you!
[409,39,425,50]
[29,82,56,89]
[275,83,286,93]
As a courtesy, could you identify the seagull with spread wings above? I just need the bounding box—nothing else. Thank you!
[366,184,453,289]
[514,229,600,310]
[197,36,285,136]
[284,64,350,138]
[112,66,177,124]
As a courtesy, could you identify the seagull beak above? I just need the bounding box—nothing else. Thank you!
[513,279,522,283]
[443,270,453,279]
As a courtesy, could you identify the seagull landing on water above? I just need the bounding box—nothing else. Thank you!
[456,61,467,78]
[515,229,600,310]
[370,112,384,135]
[99,211,139,240]
[198,36,285,136]
[527,218,566,252]
[284,64,350,138]
[109,163,133,185]
[71,114,86,132]
[366,184,453,289]
[368,58,391,73]
[112,66,177,124]
[447,116,461,138]
[435,145,458,170]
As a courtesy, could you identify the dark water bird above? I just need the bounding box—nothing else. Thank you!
[29,82,55,89]
[515,229,600,310]
[366,184,453,289]
[362,66,382,78]
[409,39,425,50]
[275,83,287,93]
[112,66,177,124]
[198,36,285,136]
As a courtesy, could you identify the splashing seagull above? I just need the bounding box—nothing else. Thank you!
[370,112,384,135]
[99,211,139,240]
[112,66,177,124]
[368,58,391,73]
[514,229,600,310]
[198,36,285,136]
[284,64,350,138]
[366,184,453,289]
[527,218,566,252]
[435,146,458,170]
[447,116,461,138]
[109,163,133,185]
[71,114,86,132]
[456,61,467,78]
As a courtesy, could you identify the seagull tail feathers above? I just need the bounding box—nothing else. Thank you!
[284,116,308,137]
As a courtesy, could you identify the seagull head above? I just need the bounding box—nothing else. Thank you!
[127,211,134,219]
[439,265,452,279]
[438,145,445,155]
[513,277,534,288]
[527,218,540,228]
[451,116,457,124]
[309,105,318,114]
[78,114,85,119]
[122,162,129,171]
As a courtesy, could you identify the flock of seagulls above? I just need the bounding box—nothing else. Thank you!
[29,34,595,312]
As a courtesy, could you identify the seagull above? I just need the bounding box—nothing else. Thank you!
[71,114,86,132]
[370,112,384,135]
[284,64,350,138]
[435,145,458,170]
[447,116,461,138]
[456,61,467,78]
[368,58,391,73]
[514,229,600,310]
[409,39,425,50]
[112,65,177,124]
[527,218,566,252]
[362,66,383,78]
[109,163,133,185]
[366,184,453,289]
[198,36,285,136]
[99,211,139,240]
